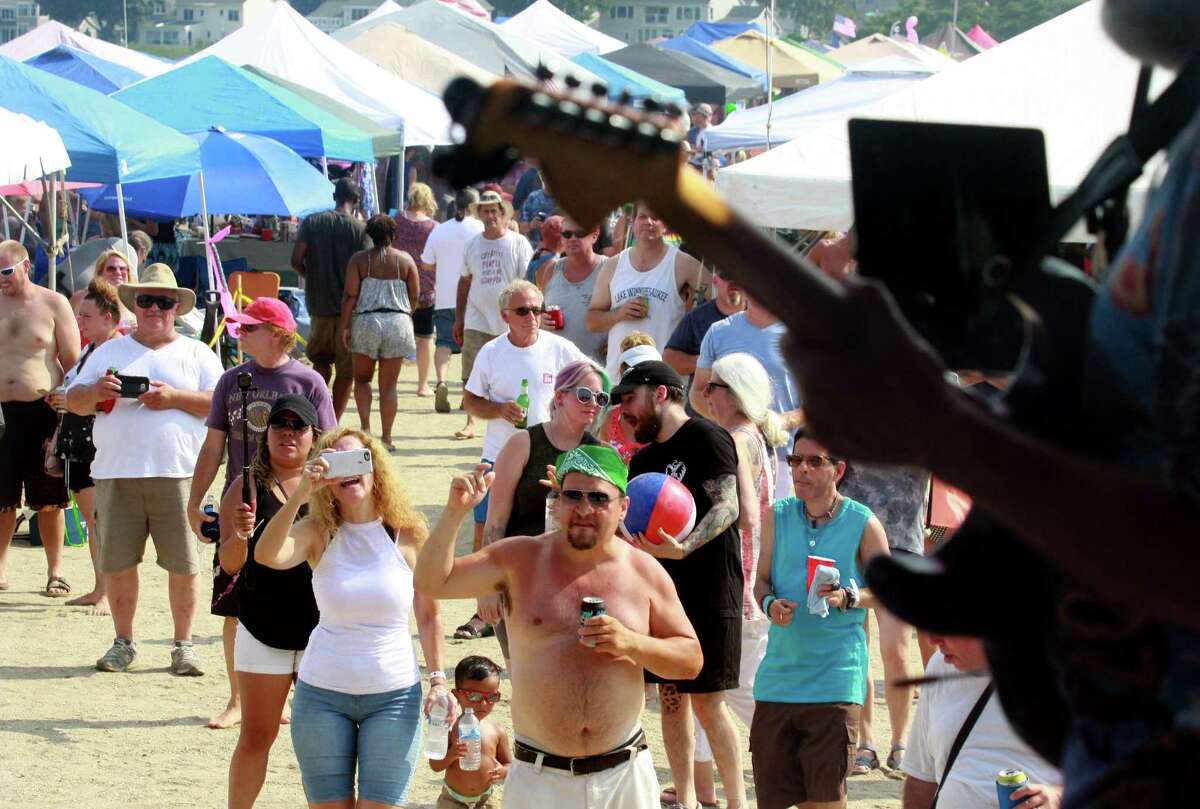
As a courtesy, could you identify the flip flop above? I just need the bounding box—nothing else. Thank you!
[661,787,719,809]
[852,745,880,775]
[887,745,906,770]
[453,616,495,639]
[453,429,475,441]
[45,576,71,598]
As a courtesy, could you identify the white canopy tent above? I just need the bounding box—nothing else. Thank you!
[0,108,71,186]
[716,1,1161,234]
[344,21,499,96]
[500,0,623,57]
[185,2,451,144]
[0,20,172,77]
[334,0,404,42]
[706,56,939,151]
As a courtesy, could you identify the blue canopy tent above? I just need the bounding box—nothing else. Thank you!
[114,56,377,163]
[682,21,765,45]
[658,35,766,88]
[25,44,145,93]
[571,53,687,105]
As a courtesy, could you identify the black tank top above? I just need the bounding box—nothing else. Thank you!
[504,423,599,538]
[238,479,319,651]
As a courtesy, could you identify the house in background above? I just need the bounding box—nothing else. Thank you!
[139,0,272,46]
[306,0,375,33]
[0,1,48,43]
[599,0,742,43]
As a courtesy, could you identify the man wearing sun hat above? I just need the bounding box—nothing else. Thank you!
[67,263,225,676]
[416,444,702,808]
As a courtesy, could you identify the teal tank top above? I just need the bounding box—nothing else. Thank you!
[754,495,872,705]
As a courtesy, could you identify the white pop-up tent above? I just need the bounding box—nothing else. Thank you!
[0,20,172,77]
[186,2,451,144]
[500,0,623,58]
[0,108,70,186]
[706,56,939,152]
[716,1,1160,233]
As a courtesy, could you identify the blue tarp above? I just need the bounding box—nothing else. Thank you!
[80,129,335,218]
[658,36,766,87]
[682,22,765,45]
[25,44,145,93]
[114,56,376,162]
[571,53,687,104]
[0,55,200,185]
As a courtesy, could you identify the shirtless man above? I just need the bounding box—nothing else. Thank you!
[0,240,81,595]
[416,445,702,808]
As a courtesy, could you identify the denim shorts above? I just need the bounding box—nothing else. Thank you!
[473,458,494,524]
[433,307,458,352]
[291,678,423,806]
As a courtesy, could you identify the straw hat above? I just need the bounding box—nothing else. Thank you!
[476,189,513,219]
[117,263,196,316]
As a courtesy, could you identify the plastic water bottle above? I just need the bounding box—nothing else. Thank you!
[424,694,452,759]
[200,494,221,543]
[459,708,482,771]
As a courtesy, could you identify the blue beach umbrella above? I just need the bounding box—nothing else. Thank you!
[25,44,145,93]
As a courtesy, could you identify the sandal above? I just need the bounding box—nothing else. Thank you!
[452,429,475,441]
[851,745,880,775]
[45,576,71,598]
[887,744,906,770]
[453,615,495,639]
[661,788,718,808]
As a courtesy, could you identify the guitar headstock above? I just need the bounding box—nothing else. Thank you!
[434,73,688,229]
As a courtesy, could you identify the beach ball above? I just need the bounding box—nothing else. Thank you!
[625,473,697,544]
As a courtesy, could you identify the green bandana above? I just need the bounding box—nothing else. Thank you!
[556,445,628,494]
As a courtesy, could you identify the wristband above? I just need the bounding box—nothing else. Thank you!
[427,670,447,682]
[761,594,777,615]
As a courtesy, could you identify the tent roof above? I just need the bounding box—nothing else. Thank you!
[184,2,450,144]
[715,1,1159,235]
[115,56,376,162]
[710,30,845,86]
[342,20,498,97]
[604,44,764,106]
[501,0,623,57]
[25,44,145,93]
[571,52,687,104]
[682,21,764,44]
[331,0,405,42]
[0,107,71,185]
[658,35,765,86]
[0,21,171,77]
[922,23,983,61]
[706,60,933,151]
[0,55,199,185]
[830,33,955,70]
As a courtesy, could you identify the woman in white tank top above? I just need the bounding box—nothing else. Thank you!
[256,427,451,808]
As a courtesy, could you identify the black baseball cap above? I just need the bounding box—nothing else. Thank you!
[269,394,320,428]
[611,360,686,399]
[333,177,361,202]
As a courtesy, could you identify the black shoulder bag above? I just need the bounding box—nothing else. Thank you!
[930,681,996,809]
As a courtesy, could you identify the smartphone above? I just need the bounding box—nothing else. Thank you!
[322,448,373,479]
[114,373,151,398]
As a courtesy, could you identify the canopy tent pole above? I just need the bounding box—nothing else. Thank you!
[0,195,50,252]
[61,173,75,294]
[81,206,92,248]
[48,174,57,292]
[765,0,776,149]
[115,182,130,254]
[320,155,329,179]
[2,205,8,240]
[198,169,215,293]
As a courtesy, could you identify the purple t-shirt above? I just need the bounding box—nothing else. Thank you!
[206,359,337,492]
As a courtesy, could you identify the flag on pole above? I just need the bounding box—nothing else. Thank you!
[832,14,857,39]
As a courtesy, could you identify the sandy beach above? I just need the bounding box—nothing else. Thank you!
[0,357,909,808]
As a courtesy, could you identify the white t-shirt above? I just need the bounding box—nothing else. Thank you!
[465,331,588,460]
[461,231,534,335]
[420,216,484,310]
[69,334,224,479]
[902,652,1062,807]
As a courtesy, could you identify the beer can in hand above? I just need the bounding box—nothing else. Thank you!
[580,596,606,625]
[996,768,1028,809]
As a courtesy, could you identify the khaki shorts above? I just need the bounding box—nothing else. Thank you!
[308,315,353,379]
[750,701,860,808]
[461,329,497,383]
[502,747,659,809]
[95,477,201,575]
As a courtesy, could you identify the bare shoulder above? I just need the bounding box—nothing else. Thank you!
[624,544,674,591]
[40,287,73,315]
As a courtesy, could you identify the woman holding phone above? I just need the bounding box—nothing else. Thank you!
[256,426,451,809]
[218,395,320,809]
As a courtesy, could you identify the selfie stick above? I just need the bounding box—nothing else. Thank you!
[237,372,253,506]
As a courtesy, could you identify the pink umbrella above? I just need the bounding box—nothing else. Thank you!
[967,24,999,49]
[0,179,100,198]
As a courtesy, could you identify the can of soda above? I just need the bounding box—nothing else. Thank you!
[638,296,650,317]
[996,768,1028,809]
[580,596,606,625]
[546,305,564,330]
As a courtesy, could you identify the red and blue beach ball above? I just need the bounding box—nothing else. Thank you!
[624,473,697,544]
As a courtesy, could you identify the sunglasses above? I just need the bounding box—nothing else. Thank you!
[704,381,730,394]
[568,387,610,407]
[0,263,20,277]
[240,323,262,333]
[786,454,835,469]
[562,229,592,239]
[560,489,614,507]
[135,294,178,311]
[455,689,502,704]
[269,416,310,432]
[507,305,544,317]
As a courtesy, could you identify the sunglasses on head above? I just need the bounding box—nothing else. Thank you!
[786,454,834,469]
[507,305,544,317]
[455,689,502,704]
[568,387,610,407]
[135,294,177,311]
[269,415,310,432]
[562,229,592,239]
[560,489,614,507]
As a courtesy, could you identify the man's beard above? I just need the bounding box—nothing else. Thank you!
[632,407,662,444]
[1103,0,1200,67]
[566,522,602,550]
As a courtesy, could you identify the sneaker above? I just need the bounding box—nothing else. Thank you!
[434,382,450,414]
[170,641,205,676]
[96,637,137,672]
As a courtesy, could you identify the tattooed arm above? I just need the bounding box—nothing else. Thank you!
[677,474,740,556]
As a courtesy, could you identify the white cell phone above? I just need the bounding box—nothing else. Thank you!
[322,448,373,479]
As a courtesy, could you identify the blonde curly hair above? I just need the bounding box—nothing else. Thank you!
[308,427,428,547]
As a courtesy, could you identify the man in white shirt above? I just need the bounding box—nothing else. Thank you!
[420,188,483,416]
[67,265,224,677]
[454,189,533,441]
[903,634,1062,809]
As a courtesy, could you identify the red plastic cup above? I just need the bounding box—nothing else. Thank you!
[807,555,837,591]
[547,305,564,330]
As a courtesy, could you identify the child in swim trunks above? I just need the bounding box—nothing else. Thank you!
[430,655,512,809]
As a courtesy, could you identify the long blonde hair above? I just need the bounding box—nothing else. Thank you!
[711,352,789,448]
[308,427,428,547]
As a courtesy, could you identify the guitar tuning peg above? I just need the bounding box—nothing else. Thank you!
[591,82,608,98]
[535,64,554,82]
[664,102,683,118]
[564,75,581,89]
[642,98,660,113]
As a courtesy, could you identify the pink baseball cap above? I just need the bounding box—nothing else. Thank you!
[228,297,296,332]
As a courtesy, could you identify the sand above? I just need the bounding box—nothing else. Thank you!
[0,357,909,808]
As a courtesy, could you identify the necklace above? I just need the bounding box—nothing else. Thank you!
[802,494,841,547]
